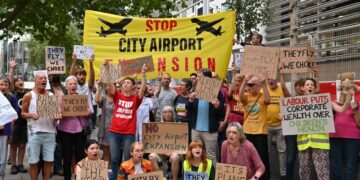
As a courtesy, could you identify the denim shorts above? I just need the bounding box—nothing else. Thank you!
[27,132,56,164]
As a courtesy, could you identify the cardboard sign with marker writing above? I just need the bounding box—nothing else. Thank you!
[195,76,222,102]
[128,171,164,180]
[62,95,88,117]
[120,56,155,77]
[280,93,334,135]
[142,122,188,154]
[215,163,247,180]
[280,46,317,73]
[45,46,66,75]
[184,172,208,180]
[0,93,18,126]
[240,46,279,80]
[73,45,94,60]
[100,63,120,83]
[37,95,61,119]
[79,159,108,180]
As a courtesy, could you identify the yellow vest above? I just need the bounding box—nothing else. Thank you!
[183,159,212,177]
[297,133,330,151]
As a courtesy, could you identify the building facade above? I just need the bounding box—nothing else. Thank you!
[266,0,360,81]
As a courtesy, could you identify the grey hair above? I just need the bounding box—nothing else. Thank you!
[226,122,247,143]
[64,75,78,87]
[161,106,175,122]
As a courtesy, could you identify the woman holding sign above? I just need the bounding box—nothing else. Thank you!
[296,78,349,180]
[58,76,93,180]
[221,122,265,180]
[183,140,215,180]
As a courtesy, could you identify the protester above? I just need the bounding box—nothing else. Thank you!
[183,140,215,180]
[149,106,180,180]
[0,77,19,180]
[57,76,93,180]
[135,81,154,142]
[174,78,192,143]
[103,61,146,180]
[239,73,270,180]
[265,73,290,179]
[8,59,28,174]
[221,122,265,180]
[118,142,153,180]
[75,139,108,180]
[95,80,113,163]
[296,78,349,180]
[329,99,360,179]
[251,34,263,46]
[186,69,225,163]
[155,72,177,121]
[21,71,58,180]
[189,73,198,93]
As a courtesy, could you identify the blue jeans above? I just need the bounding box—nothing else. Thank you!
[330,138,360,180]
[108,132,135,180]
[285,135,298,180]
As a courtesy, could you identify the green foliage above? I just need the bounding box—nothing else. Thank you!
[224,0,271,41]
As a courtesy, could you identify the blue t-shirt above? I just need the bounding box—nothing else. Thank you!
[195,100,209,132]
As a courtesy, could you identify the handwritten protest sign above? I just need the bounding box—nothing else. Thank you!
[62,95,88,116]
[280,46,317,73]
[184,172,208,180]
[79,159,108,180]
[215,163,247,180]
[0,93,18,126]
[195,76,222,102]
[128,171,164,180]
[73,45,94,60]
[45,46,66,74]
[280,93,334,135]
[232,50,243,69]
[120,56,155,77]
[100,63,120,83]
[142,122,188,154]
[240,46,279,79]
[37,95,60,119]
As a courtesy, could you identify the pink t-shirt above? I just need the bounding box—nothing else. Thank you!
[221,140,265,179]
[330,104,360,139]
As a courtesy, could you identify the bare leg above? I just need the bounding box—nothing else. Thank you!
[149,154,160,171]
[29,163,38,180]
[170,153,179,180]
[18,144,26,166]
[43,161,52,180]
[10,144,17,165]
[103,145,110,165]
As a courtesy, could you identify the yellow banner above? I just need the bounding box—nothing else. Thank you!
[83,10,235,80]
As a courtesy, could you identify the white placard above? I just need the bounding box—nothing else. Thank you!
[0,93,18,125]
[73,45,94,60]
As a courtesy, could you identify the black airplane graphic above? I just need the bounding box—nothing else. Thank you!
[96,18,132,37]
[191,18,225,36]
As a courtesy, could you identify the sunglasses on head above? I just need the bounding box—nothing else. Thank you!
[246,83,256,87]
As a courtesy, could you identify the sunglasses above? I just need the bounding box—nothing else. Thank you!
[246,83,256,87]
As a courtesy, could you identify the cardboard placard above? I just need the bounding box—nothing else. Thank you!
[100,63,120,83]
[62,95,88,116]
[215,163,247,180]
[142,122,188,154]
[45,46,66,74]
[120,56,155,77]
[0,93,18,125]
[240,46,279,79]
[128,171,164,180]
[184,172,208,180]
[79,159,108,180]
[73,45,94,60]
[280,46,317,73]
[36,95,61,119]
[195,76,222,102]
[280,93,334,135]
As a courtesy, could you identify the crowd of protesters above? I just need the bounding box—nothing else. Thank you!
[0,34,359,180]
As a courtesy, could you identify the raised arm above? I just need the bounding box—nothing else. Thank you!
[280,73,291,97]
[70,53,78,76]
[138,64,147,99]
[240,74,252,103]
[104,60,115,97]
[88,54,95,89]
[9,58,16,92]
[229,65,237,98]
[95,80,103,105]
[332,101,350,113]
[311,64,320,93]
[154,71,162,98]
[259,73,270,104]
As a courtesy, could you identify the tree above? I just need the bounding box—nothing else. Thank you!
[0,0,187,40]
[224,0,271,42]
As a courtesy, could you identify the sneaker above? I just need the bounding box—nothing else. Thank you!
[17,165,28,173]
[10,165,18,175]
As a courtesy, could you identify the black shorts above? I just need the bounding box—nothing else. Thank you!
[11,118,28,144]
